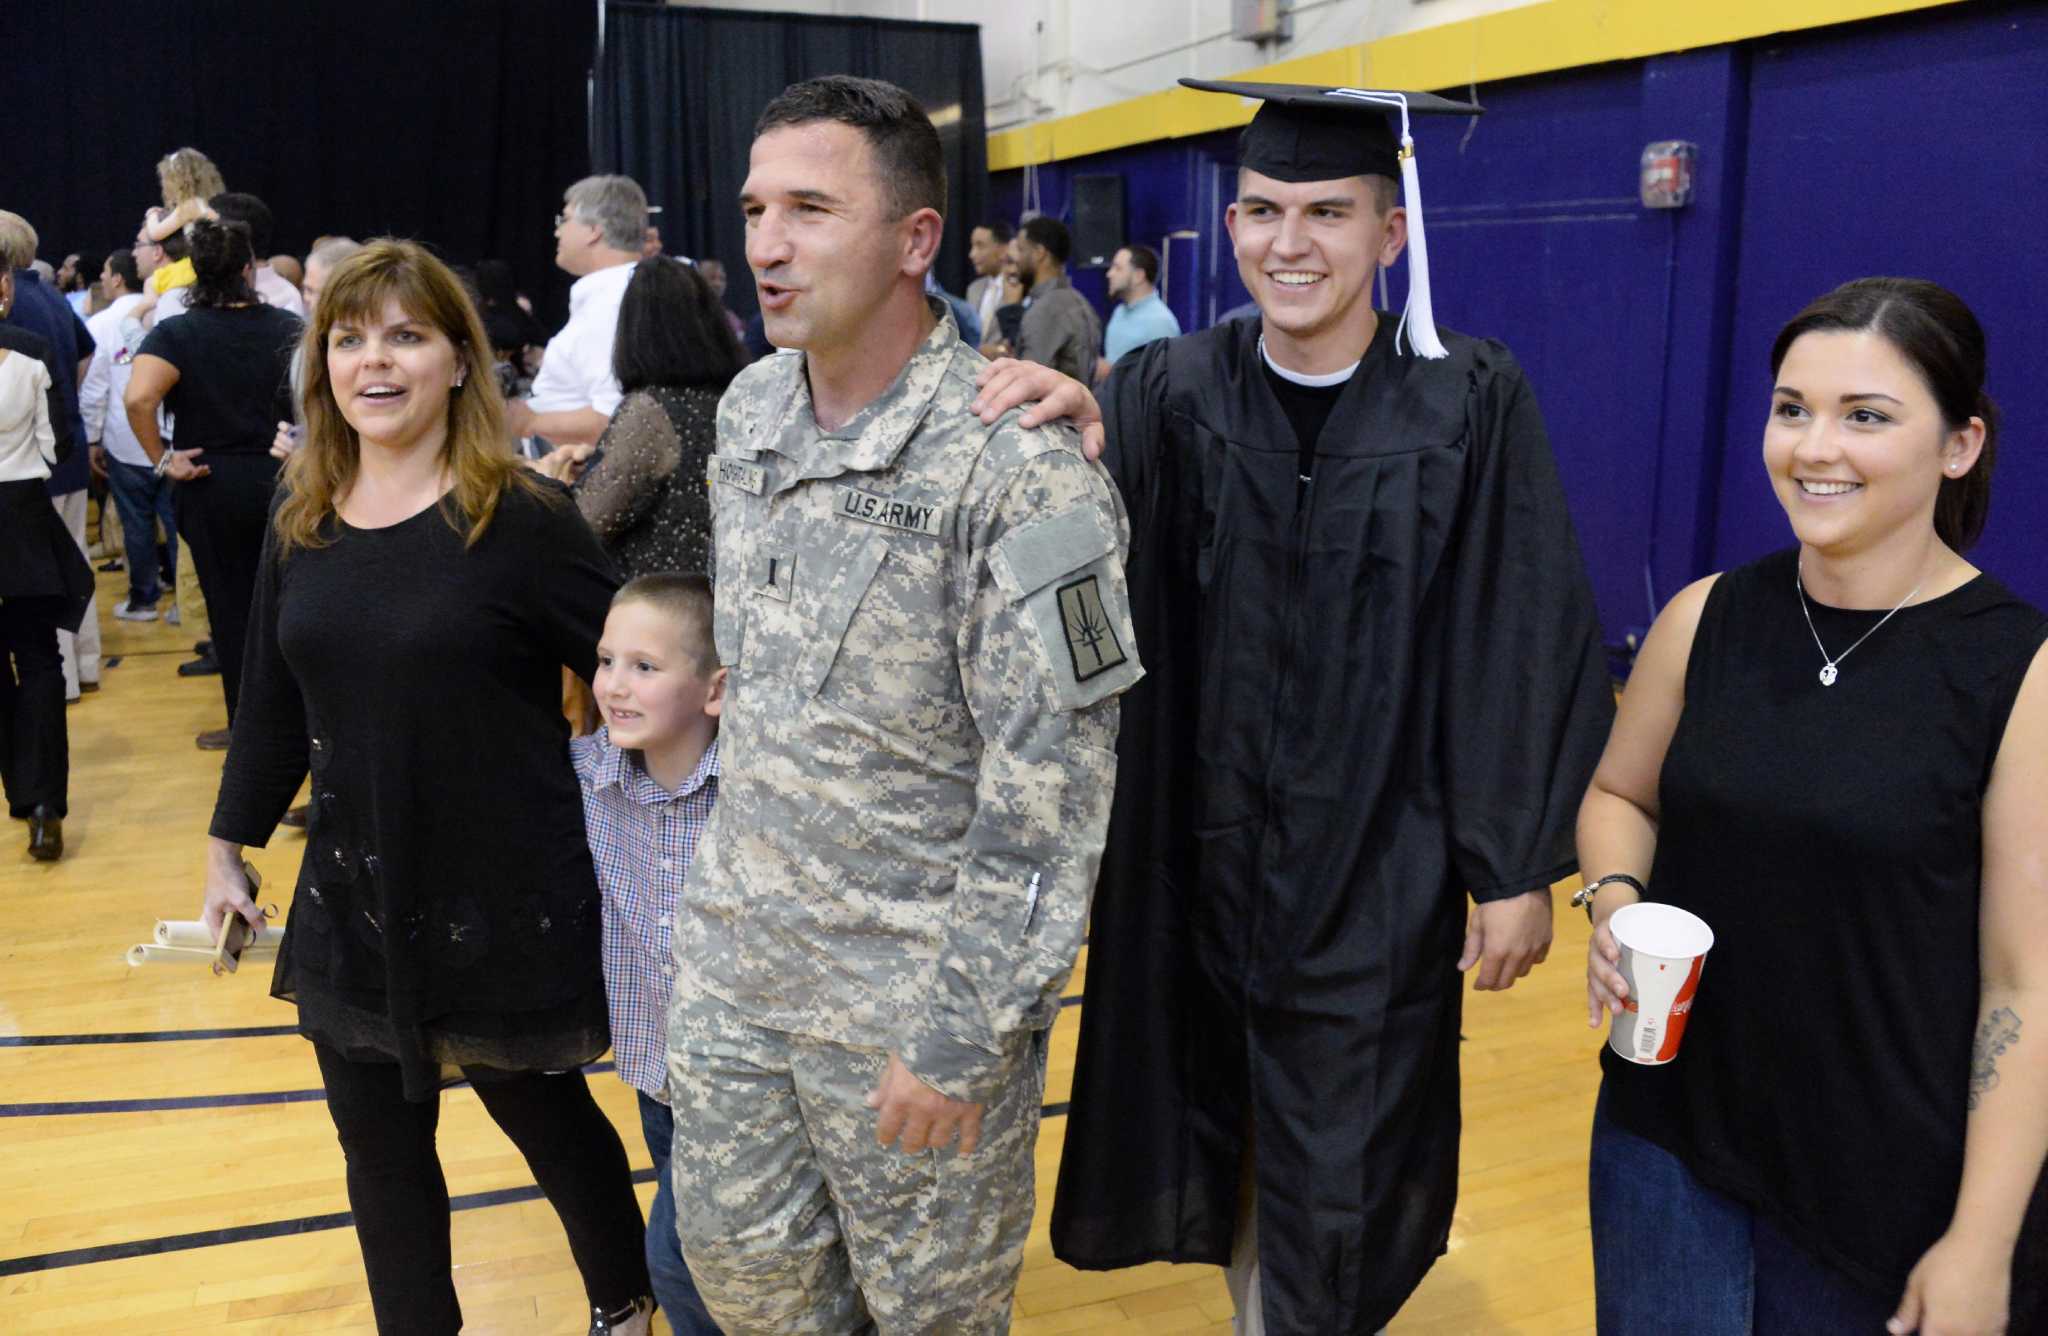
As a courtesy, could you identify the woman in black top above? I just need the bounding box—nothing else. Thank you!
[541,257,742,578]
[198,241,652,1335]
[1577,278,2048,1335]
[126,218,299,745]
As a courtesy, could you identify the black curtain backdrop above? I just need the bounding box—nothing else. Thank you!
[593,2,989,319]
[4,0,594,329]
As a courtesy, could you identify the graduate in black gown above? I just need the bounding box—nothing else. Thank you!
[974,82,1616,1333]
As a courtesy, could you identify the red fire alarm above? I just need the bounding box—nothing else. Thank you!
[1640,141,1697,209]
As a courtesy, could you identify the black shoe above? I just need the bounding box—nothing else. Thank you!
[97,556,125,572]
[179,652,221,677]
[193,639,212,656]
[588,1297,653,1335]
[79,680,100,694]
[28,806,62,861]
[279,803,310,829]
[195,727,232,750]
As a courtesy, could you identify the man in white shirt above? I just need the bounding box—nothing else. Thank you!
[505,174,648,450]
[298,236,360,318]
[80,249,176,621]
[58,253,96,318]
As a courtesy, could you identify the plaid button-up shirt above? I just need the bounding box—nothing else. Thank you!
[571,729,720,1100]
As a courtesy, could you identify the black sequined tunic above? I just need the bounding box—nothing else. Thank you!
[572,385,719,579]
[210,482,622,1099]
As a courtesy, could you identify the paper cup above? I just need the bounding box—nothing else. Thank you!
[1606,902,1714,1066]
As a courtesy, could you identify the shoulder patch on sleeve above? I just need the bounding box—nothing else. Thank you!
[989,502,1142,710]
[1055,574,1129,681]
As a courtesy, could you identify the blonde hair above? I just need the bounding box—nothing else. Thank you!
[157,148,226,208]
[0,211,38,270]
[274,239,552,555]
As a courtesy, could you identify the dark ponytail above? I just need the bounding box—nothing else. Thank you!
[186,217,257,310]
[1769,276,1996,551]
[1933,390,1998,553]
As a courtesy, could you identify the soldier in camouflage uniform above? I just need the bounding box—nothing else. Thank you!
[666,75,1142,1334]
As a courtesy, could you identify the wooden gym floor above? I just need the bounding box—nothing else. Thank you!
[1,552,1601,1333]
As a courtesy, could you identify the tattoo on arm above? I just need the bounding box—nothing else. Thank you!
[1968,1007,2023,1111]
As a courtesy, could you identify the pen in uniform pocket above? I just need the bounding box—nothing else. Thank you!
[1022,872,1041,936]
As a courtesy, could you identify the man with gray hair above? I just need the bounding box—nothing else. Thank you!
[507,174,647,449]
[268,238,365,473]
[298,236,361,316]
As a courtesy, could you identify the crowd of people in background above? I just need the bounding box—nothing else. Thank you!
[5,136,1189,869]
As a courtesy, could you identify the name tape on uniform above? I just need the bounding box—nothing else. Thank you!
[710,457,767,495]
[835,486,944,538]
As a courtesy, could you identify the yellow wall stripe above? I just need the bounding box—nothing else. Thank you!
[987,0,1963,171]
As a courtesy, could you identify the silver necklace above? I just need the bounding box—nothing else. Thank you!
[1794,561,1927,686]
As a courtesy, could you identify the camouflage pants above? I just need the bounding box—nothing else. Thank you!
[666,978,1046,1335]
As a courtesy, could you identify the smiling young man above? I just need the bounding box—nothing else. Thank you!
[998,83,1619,1335]
[667,75,1142,1333]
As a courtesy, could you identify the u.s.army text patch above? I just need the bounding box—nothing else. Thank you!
[1056,575,1128,681]
[835,486,944,538]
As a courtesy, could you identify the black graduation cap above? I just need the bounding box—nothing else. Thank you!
[1180,79,1484,359]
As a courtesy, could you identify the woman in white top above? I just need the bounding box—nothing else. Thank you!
[0,267,92,860]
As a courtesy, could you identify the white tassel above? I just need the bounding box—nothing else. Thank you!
[1330,89,1453,358]
[1394,137,1449,359]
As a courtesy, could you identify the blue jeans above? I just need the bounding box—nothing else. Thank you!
[638,1091,721,1335]
[1589,1087,1898,1334]
[104,459,176,606]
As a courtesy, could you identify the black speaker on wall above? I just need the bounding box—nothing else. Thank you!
[1071,174,1126,270]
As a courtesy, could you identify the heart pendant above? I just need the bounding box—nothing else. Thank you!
[1819,663,1838,686]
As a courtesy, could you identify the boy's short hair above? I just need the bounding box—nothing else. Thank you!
[613,573,718,674]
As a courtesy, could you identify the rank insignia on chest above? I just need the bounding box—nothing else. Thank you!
[710,457,767,495]
[834,485,945,538]
[1057,575,1129,681]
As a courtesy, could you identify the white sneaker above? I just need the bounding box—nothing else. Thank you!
[165,604,183,627]
[113,601,159,622]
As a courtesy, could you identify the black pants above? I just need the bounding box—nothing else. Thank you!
[0,596,67,817]
[313,1043,651,1334]
[173,452,279,722]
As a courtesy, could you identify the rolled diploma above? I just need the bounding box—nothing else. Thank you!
[154,920,284,951]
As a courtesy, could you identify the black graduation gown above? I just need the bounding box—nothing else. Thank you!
[1051,315,1614,1333]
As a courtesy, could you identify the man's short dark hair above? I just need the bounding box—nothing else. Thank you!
[105,249,141,294]
[1020,215,1070,266]
[209,192,275,256]
[1123,243,1159,287]
[158,226,190,262]
[754,75,946,220]
[976,219,1014,244]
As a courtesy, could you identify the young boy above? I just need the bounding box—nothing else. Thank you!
[571,574,724,1336]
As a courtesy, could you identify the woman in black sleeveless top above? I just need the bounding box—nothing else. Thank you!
[1576,279,2048,1335]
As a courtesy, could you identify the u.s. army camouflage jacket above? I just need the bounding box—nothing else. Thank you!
[678,303,1143,1103]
